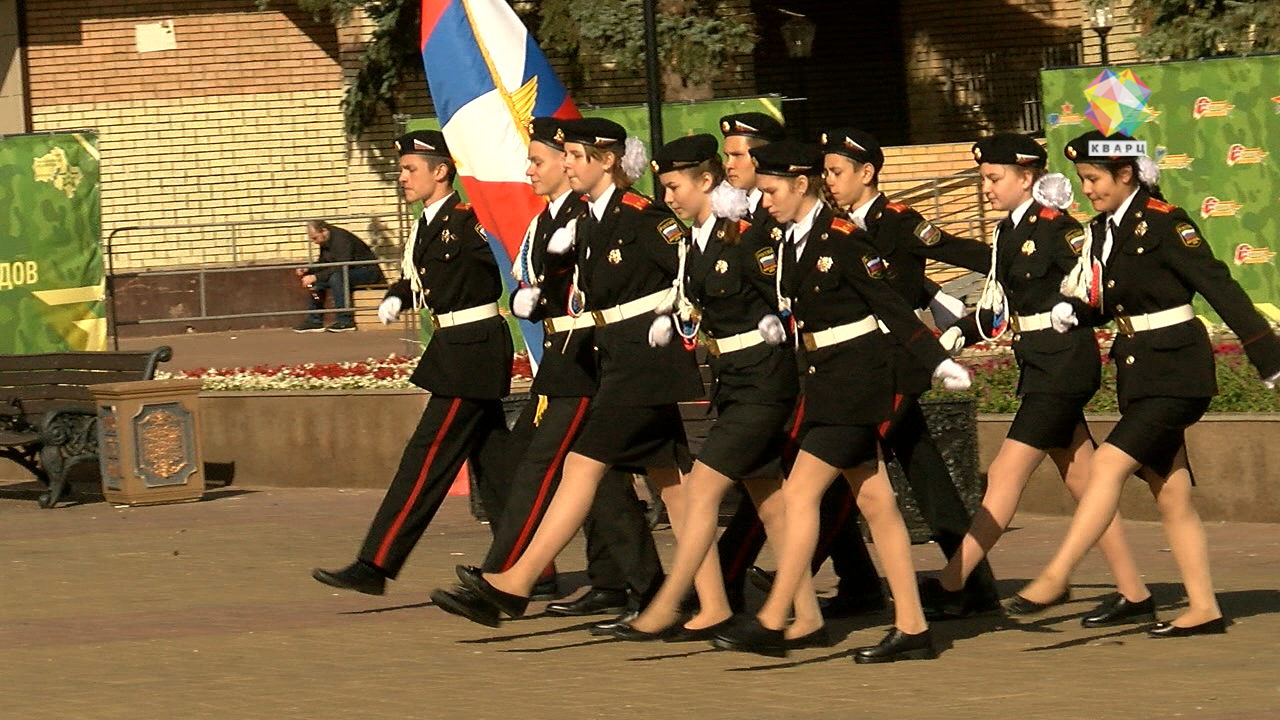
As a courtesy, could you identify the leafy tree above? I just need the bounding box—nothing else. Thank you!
[1095,0,1280,58]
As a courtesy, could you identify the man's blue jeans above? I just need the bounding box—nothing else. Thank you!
[307,265,382,324]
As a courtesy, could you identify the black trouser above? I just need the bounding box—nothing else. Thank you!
[359,395,508,577]
[481,395,663,598]
[718,394,999,603]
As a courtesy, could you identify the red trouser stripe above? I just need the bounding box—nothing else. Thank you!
[727,395,807,580]
[374,397,462,567]
[501,395,591,571]
[878,393,904,440]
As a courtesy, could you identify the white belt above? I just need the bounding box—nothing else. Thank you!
[705,329,765,357]
[802,316,880,352]
[590,289,669,327]
[543,313,596,335]
[431,302,500,330]
[1011,311,1053,333]
[1114,304,1195,336]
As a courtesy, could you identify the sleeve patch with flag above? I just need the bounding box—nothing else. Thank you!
[621,192,651,210]
[1176,222,1202,248]
[863,254,886,279]
[658,218,683,245]
[914,220,941,246]
[755,247,777,275]
[1065,228,1086,256]
[1146,197,1175,214]
[830,217,856,235]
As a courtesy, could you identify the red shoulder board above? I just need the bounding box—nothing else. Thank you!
[1146,197,1175,214]
[830,217,856,235]
[620,192,651,210]
[1038,206,1061,220]
[455,202,472,211]
[885,201,910,213]
[737,219,751,233]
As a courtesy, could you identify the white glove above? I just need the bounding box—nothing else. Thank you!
[1050,301,1078,334]
[547,220,575,255]
[648,314,674,347]
[512,287,540,319]
[1264,368,1280,390]
[758,314,786,346]
[377,296,403,325]
[939,326,965,356]
[929,289,966,330]
[933,358,972,392]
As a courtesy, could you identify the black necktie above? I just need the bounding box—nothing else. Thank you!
[999,216,1015,235]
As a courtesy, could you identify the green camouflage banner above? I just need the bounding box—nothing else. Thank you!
[0,132,105,353]
[1041,57,1280,323]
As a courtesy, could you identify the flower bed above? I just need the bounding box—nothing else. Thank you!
[158,353,533,391]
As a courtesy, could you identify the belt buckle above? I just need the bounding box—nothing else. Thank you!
[590,310,607,327]
[802,333,818,352]
[1009,316,1022,333]
[705,337,720,357]
[430,313,442,331]
[1115,315,1135,336]
[542,318,556,335]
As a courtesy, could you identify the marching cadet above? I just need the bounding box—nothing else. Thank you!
[801,127,1002,619]
[610,134,804,643]
[719,112,786,227]
[431,118,663,626]
[312,130,513,595]
[922,133,1153,627]
[1013,130,1280,636]
[448,117,704,632]
[711,140,973,661]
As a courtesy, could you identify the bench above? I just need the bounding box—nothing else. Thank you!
[0,346,172,508]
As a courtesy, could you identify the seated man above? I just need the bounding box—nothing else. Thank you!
[295,220,385,332]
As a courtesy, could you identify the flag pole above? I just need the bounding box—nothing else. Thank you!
[642,0,664,204]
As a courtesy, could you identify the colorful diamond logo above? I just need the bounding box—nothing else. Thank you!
[1083,69,1152,137]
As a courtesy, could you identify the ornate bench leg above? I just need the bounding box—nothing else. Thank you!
[38,445,69,509]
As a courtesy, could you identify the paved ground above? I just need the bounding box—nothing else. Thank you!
[2,482,1278,720]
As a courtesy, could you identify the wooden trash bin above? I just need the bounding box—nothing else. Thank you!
[92,379,205,506]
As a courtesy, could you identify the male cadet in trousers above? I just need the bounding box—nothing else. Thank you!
[714,112,881,616]
[431,118,662,623]
[811,128,1002,616]
[312,130,514,595]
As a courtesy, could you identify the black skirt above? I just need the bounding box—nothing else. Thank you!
[796,422,880,470]
[1106,396,1211,477]
[697,399,795,482]
[1007,392,1093,451]
[571,402,692,473]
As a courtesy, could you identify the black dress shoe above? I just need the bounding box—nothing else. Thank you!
[431,585,501,628]
[920,577,1002,621]
[1004,588,1071,616]
[853,627,938,664]
[747,566,775,594]
[312,561,386,595]
[1147,617,1227,637]
[530,577,560,602]
[546,588,629,617]
[610,620,681,642]
[710,615,787,658]
[663,617,733,643]
[1081,594,1156,628]
[455,565,528,619]
[785,626,832,650]
[590,609,640,636]
[820,589,888,619]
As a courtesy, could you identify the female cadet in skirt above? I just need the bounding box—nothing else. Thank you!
[711,140,974,661]
[449,117,706,625]
[1013,130,1280,636]
[610,134,803,642]
[921,133,1154,628]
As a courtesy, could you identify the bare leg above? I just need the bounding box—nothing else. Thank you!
[1141,451,1221,626]
[484,452,608,596]
[1018,442,1141,603]
[847,461,927,634]
[741,476,820,638]
[757,451,840,631]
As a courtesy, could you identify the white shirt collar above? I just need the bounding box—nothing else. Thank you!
[1009,197,1035,228]
[788,200,824,244]
[848,192,882,230]
[547,189,573,219]
[589,184,617,221]
[693,215,716,252]
[1108,188,1142,227]
[748,188,762,213]
[421,192,453,225]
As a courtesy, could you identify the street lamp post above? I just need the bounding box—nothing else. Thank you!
[1090,4,1114,66]
[780,11,816,136]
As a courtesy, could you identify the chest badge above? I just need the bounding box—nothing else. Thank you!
[441,229,454,243]
[770,227,783,242]
[1021,240,1036,255]
[1135,220,1148,238]
[817,256,834,273]
[608,248,623,265]
[714,259,729,274]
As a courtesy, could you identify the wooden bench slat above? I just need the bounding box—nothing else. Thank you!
[0,429,40,446]
[0,369,152,388]
[0,352,156,373]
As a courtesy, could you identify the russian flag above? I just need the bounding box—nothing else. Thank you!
[421,0,580,366]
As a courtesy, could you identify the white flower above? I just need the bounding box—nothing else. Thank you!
[710,181,750,221]
[1136,156,1160,188]
[621,136,649,181]
[1032,172,1074,210]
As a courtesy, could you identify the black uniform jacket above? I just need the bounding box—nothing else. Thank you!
[521,195,598,398]
[387,192,514,399]
[861,193,990,394]
[683,217,799,407]
[956,202,1102,397]
[1089,189,1280,405]
[310,225,384,285]
[577,187,703,407]
[783,204,950,426]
